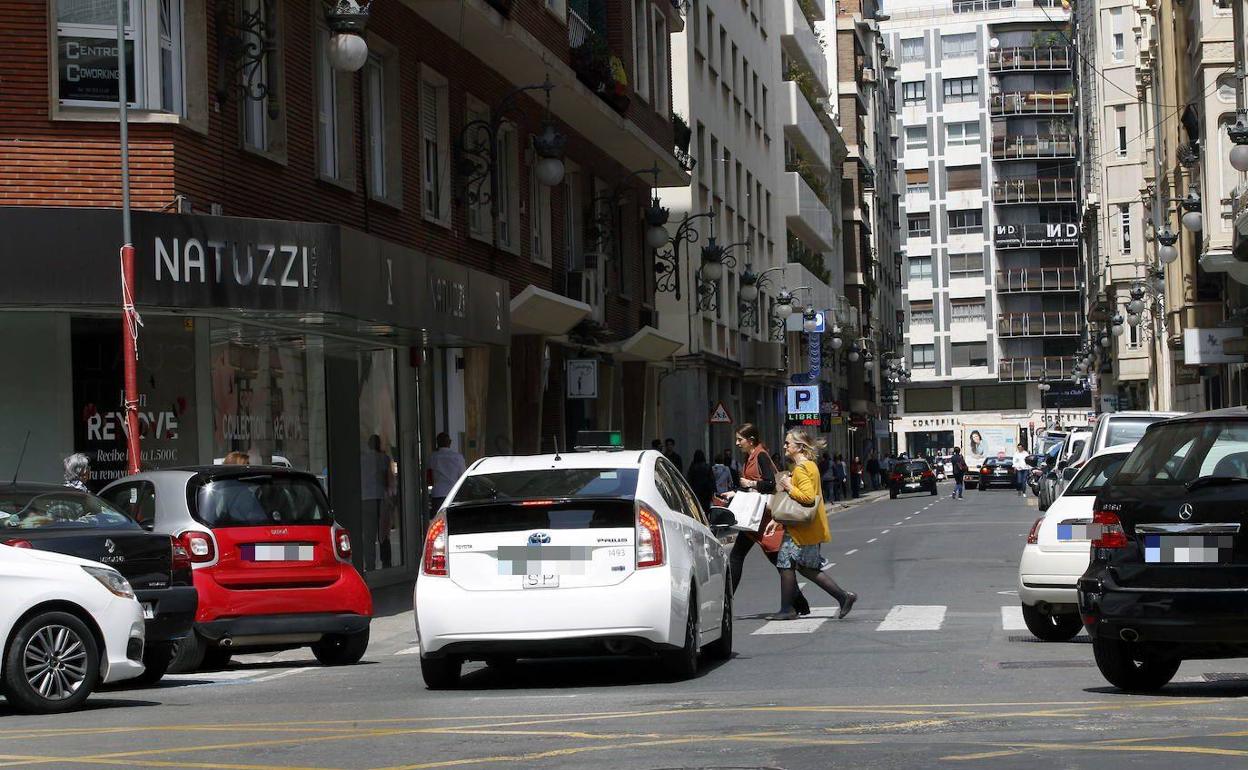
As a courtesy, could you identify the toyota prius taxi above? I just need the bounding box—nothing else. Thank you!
[413,443,735,688]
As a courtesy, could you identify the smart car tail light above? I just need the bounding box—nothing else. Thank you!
[332,524,353,562]
[1026,517,1043,545]
[636,503,665,569]
[981,467,991,475]
[422,515,448,576]
[1091,510,1127,549]
[890,473,903,483]
[178,531,216,564]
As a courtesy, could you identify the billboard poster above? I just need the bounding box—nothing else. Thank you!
[963,425,1019,465]
[70,317,198,490]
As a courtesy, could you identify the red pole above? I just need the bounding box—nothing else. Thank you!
[121,244,141,475]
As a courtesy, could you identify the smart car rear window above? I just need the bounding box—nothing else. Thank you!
[188,474,332,527]
[452,469,639,505]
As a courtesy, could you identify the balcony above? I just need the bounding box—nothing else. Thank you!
[992,178,1077,204]
[994,222,1079,248]
[780,81,832,174]
[995,267,1079,293]
[783,171,836,253]
[997,312,1082,337]
[991,136,1076,160]
[988,46,1072,71]
[998,356,1078,382]
[782,0,831,97]
[568,8,592,48]
[990,91,1075,115]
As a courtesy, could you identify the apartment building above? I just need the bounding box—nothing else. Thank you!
[0,0,684,582]
[883,0,1089,457]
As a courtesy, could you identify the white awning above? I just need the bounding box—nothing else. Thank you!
[509,285,591,336]
[616,325,683,362]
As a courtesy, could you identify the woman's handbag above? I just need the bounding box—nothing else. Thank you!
[756,515,785,553]
[769,490,819,523]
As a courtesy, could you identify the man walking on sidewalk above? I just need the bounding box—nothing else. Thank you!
[950,446,967,499]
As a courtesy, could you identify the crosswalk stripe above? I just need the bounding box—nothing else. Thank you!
[1001,605,1026,631]
[876,605,946,631]
[752,617,828,635]
[395,645,422,655]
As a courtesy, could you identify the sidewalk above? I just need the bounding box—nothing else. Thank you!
[827,488,890,513]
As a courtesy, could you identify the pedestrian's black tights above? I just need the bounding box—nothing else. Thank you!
[730,535,810,614]
[778,566,850,612]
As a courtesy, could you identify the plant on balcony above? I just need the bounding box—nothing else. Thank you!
[672,112,692,154]
[571,33,630,115]
[785,62,822,116]
[787,231,831,284]
[797,0,821,30]
[786,156,831,209]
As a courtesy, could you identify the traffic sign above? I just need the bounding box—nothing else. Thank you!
[708,401,733,424]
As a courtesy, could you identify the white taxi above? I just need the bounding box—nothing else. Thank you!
[413,448,734,688]
[1018,444,1135,641]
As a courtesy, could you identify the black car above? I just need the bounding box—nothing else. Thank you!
[888,460,938,498]
[0,483,197,685]
[977,457,1016,491]
[1078,408,1248,691]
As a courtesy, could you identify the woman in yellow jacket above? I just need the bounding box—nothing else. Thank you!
[769,428,858,621]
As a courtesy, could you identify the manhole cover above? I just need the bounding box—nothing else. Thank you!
[998,660,1097,669]
[1007,635,1091,644]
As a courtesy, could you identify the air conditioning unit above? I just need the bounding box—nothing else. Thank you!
[1086,192,1100,207]
[861,67,877,84]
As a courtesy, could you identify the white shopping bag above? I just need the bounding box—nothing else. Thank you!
[726,491,767,532]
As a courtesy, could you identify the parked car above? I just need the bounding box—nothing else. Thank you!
[1083,411,1185,462]
[100,467,372,673]
[1018,445,1135,641]
[1079,407,1248,691]
[1,543,145,712]
[977,457,1016,491]
[414,450,735,689]
[0,483,197,685]
[1059,426,1094,469]
[888,460,938,498]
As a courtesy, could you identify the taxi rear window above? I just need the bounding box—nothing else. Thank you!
[452,469,639,505]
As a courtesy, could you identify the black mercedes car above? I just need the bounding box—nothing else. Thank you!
[888,460,938,498]
[0,483,197,685]
[977,457,1016,491]
[1078,408,1248,691]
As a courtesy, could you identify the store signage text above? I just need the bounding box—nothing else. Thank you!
[993,222,1078,249]
[154,237,317,289]
[86,409,180,442]
[910,417,957,428]
[221,413,305,443]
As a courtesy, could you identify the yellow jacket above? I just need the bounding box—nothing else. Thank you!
[784,460,831,545]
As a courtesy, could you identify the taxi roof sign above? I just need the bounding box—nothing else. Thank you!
[574,430,625,451]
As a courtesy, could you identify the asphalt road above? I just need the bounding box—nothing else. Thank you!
[5,484,1248,769]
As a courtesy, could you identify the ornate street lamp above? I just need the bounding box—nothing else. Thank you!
[801,305,820,333]
[1181,185,1203,233]
[654,210,715,301]
[1229,112,1248,173]
[1156,225,1179,264]
[324,0,373,72]
[696,238,748,312]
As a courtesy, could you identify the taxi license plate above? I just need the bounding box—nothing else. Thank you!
[141,602,155,620]
[523,574,560,589]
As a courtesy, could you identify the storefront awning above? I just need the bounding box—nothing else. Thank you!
[615,326,683,362]
[509,285,591,336]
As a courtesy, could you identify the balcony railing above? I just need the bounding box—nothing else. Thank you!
[997,312,1082,337]
[991,136,1076,160]
[995,267,1079,293]
[953,0,1015,12]
[992,178,1078,204]
[568,9,593,48]
[988,46,1072,71]
[998,356,1078,382]
[994,222,1079,248]
[990,91,1075,115]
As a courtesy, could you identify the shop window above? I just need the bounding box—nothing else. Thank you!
[364,39,402,208]
[421,65,451,226]
[54,0,185,114]
[358,349,402,571]
[905,386,953,412]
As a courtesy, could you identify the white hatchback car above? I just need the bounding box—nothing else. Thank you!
[1018,445,1136,641]
[1,544,146,712]
[414,449,734,688]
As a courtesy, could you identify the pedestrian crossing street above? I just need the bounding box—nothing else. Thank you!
[748,604,1066,637]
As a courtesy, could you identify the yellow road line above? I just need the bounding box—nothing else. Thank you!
[943,740,1248,761]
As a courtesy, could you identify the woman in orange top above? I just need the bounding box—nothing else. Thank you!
[770,428,858,621]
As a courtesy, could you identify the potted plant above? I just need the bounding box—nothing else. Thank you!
[672,113,692,154]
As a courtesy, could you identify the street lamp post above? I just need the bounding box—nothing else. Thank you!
[653,210,716,301]
[696,239,749,312]
[116,0,140,476]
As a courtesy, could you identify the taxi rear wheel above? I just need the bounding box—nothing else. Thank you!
[703,578,733,662]
[420,655,461,689]
[662,588,700,680]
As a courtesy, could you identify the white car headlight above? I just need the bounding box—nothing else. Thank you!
[82,566,135,599]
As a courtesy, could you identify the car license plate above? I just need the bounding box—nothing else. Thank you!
[995,469,1007,475]
[1057,523,1097,541]
[1144,534,1234,564]
[523,573,560,589]
[241,543,315,562]
[141,602,155,620]
[905,483,919,489]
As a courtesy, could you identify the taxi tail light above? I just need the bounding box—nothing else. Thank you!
[332,524,353,562]
[636,502,665,569]
[170,536,192,572]
[1091,510,1128,549]
[178,531,216,564]
[422,515,448,576]
[1026,517,1043,545]
[2,539,33,549]
[890,473,903,482]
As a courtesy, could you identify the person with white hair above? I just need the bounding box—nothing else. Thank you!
[63,453,91,492]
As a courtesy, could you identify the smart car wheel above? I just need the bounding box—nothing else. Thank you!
[662,588,700,680]
[1021,604,1083,642]
[1092,637,1180,692]
[420,655,462,689]
[3,611,99,714]
[312,628,369,666]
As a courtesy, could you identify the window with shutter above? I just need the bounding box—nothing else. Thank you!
[421,67,450,224]
[905,168,929,195]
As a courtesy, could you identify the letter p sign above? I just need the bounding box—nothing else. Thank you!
[786,385,819,415]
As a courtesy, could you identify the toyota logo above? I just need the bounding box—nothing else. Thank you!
[104,539,116,554]
[528,532,551,545]
[1179,503,1194,521]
